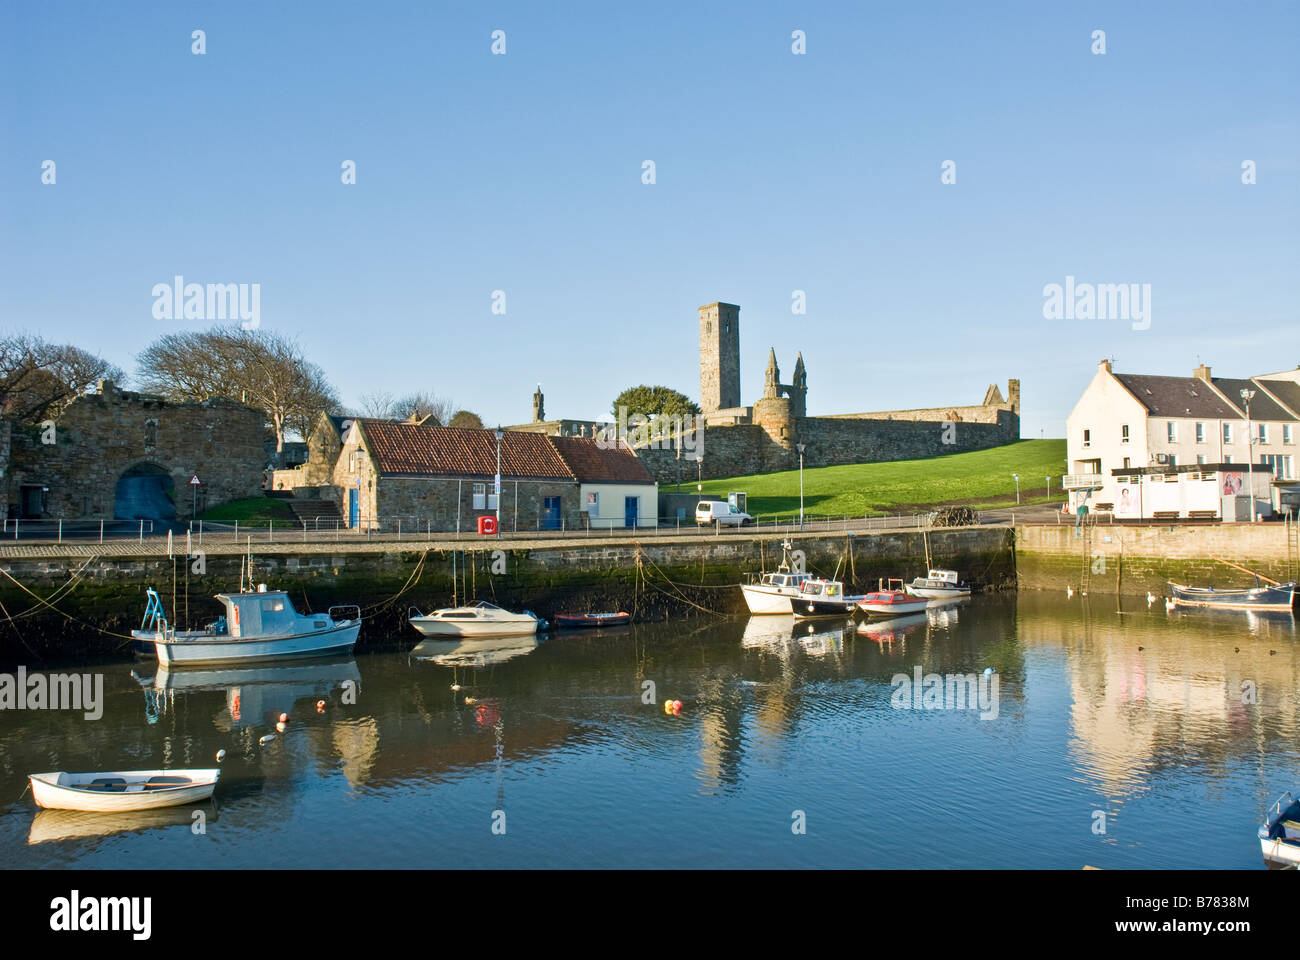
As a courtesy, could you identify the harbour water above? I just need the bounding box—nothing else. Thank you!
[1,593,1296,869]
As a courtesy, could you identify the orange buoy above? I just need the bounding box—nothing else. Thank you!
[316,700,326,713]
[278,712,289,724]
[673,700,683,713]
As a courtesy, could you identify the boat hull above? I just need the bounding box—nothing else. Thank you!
[791,597,859,619]
[553,613,630,629]
[1169,581,1295,613]
[30,770,220,812]
[741,585,806,615]
[905,584,971,599]
[858,598,931,618]
[155,621,360,666]
[409,617,540,638]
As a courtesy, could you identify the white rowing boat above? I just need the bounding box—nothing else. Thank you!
[408,601,545,638]
[29,769,220,812]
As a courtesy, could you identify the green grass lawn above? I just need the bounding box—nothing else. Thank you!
[693,439,1067,519]
[197,497,297,527]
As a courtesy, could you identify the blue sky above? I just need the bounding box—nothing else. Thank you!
[2,1,1296,438]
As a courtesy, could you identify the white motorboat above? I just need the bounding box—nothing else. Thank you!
[791,578,867,619]
[1259,791,1300,868]
[904,569,971,599]
[29,769,220,812]
[135,586,361,667]
[857,590,931,618]
[741,571,816,614]
[408,601,545,638]
[740,541,816,614]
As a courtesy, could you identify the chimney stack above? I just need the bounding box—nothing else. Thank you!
[1194,363,1211,380]
[1100,359,1112,373]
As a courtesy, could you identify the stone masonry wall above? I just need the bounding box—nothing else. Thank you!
[7,385,265,520]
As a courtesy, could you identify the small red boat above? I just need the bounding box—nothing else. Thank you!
[552,612,631,629]
[856,591,930,618]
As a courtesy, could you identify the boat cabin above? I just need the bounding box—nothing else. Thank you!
[799,579,843,598]
[923,570,959,585]
[759,572,813,589]
[217,590,328,638]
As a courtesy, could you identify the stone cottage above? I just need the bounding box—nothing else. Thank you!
[333,419,656,533]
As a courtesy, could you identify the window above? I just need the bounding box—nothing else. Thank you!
[1195,422,1205,443]
[1122,457,1131,469]
[1082,429,1091,448]
[1258,423,1268,444]
[472,483,486,510]
[488,492,499,510]
[1223,423,1233,444]
[1165,455,1176,467]
[1285,424,1294,444]
[1167,422,1177,442]
[1224,454,1233,464]
[1121,424,1130,443]
[1196,454,1206,465]
[584,492,599,514]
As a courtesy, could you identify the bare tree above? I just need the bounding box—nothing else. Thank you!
[392,392,453,426]
[137,326,340,463]
[355,390,396,419]
[0,333,124,423]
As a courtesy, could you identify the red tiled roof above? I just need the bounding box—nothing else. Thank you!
[359,420,575,480]
[549,436,656,485]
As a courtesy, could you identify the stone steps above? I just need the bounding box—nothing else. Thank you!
[285,499,341,526]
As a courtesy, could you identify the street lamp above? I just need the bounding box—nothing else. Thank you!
[1045,475,1051,500]
[1240,389,1256,522]
[796,443,806,528]
[1013,473,1020,505]
[494,426,504,538]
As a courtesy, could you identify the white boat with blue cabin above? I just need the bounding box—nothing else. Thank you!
[133,585,361,666]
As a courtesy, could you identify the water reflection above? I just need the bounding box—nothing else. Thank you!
[0,596,1295,868]
[28,803,218,846]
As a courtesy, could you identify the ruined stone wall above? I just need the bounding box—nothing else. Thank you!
[633,408,1019,481]
[7,386,265,520]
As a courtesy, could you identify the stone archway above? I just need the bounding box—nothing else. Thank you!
[114,462,176,521]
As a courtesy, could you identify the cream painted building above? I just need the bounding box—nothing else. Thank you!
[1064,361,1299,518]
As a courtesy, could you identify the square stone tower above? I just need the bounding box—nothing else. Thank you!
[699,302,740,413]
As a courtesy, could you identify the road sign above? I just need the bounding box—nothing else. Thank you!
[494,473,501,496]
[189,475,201,485]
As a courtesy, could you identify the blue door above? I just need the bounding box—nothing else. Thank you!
[349,489,359,528]
[542,497,562,530]
[624,496,638,528]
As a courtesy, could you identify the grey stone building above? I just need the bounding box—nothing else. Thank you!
[6,379,266,521]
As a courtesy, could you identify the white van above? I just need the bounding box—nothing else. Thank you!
[696,500,752,527]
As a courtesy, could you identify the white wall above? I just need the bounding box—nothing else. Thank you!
[579,483,658,528]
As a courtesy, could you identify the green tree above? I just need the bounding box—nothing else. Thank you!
[611,385,700,420]
[447,409,484,430]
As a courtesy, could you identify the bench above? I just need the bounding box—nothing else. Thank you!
[1188,510,1218,519]
[1152,511,1180,520]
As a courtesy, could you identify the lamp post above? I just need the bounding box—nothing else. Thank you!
[1240,389,1256,522]
[1013,473,1020,505]
[1045,475,1051,500]
[494,426,503,538]
[797,443,806,529]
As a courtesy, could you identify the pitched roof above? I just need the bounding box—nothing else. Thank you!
[359,420,575,480]
[1211,378,1296,421]
[1112,374,1238,418]
[549,436,656,484]
[1248,377,1300,416]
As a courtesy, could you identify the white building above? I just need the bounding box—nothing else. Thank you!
[1064,361,1299,519]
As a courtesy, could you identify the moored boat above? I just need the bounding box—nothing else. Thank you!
[1168,580,1295,613]
[138,586,361,667]
[740,542,816,614]
[790,578,865,619]
[553,612,631,629]
[408,601,546,638]
[1259,791,1300,868]
[857,590,931,618]
[905,569,971,599]
[29,769,220,812]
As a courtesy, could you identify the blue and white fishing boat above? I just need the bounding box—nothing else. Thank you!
[133,585,361,666]
[1259,791,1300,868]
